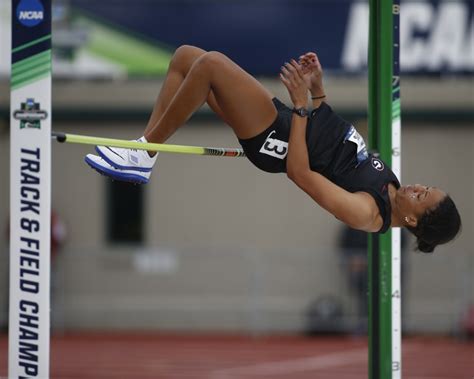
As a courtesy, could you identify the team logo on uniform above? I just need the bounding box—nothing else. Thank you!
[17,0,44,28]
[13,98,48,129]
[259,130,288,159]
[371,157,384,171]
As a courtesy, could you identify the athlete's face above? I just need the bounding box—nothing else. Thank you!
[395,184,446,226]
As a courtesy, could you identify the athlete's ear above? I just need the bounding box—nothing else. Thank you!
[405,215,417,228]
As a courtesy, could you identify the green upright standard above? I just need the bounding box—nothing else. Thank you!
[368,0,402,378]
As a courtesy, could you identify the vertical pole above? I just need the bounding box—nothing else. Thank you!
[368,0,399,378]
[9,0,52,377]
[391,0,402,377]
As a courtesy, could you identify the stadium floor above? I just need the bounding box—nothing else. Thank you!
[1,333,473,378]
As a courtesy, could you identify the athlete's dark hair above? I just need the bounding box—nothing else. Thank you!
[407,195,461,253]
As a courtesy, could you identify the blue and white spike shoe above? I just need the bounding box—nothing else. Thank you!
[84,154,151,184]
[95,137,158,172]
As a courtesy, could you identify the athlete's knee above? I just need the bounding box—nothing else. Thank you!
[204,51,228,64]
[174,45,201,58]
[195,51,227,74]
[171,45,205,71]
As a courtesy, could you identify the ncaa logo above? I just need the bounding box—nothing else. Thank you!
[17,0,44,27]
[371,157,384,171]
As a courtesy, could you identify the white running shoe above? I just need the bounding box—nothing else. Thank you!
[95,137,158,173]
[84,154,151,184]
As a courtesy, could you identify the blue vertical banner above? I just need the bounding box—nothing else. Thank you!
[10,0,51,377]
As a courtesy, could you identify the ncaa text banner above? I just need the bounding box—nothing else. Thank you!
[70,0,473,76]
[10,0,51,378]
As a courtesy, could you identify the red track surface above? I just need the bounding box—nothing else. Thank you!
[1,333,473,378]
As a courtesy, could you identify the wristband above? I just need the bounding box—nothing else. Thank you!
[311,95,326,100]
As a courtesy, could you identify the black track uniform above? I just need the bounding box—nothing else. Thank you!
[239,98,400,233]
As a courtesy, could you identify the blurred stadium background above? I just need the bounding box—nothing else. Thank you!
[0,0,473,377]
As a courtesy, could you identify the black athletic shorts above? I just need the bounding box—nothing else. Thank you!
[238,98,292,173]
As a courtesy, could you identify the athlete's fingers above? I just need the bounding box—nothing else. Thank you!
[279,72,290,84]
[299,53,314,64]
[281,65,292,79]
[284,62,296,74]
[290,59,304,78]
[281,64,292,72]
[311,55,323,72]
[316,56,322,68]
[305,55,317,66]
[303,53,318,67]
[280,66,295,85]
[280,70,300,92]
[287,60,304,84]
[283,63,300,84]
[298,56,310,65]
[279,72,291,89]
[283,60,307,90]
[312,53,321,66]
[285,61,301,78]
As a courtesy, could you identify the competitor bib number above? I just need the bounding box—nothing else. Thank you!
[344,125,368,163]
[259,131,288,159]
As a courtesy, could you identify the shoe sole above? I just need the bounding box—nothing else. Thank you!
[84,156,149,184]
[95,146,153,172]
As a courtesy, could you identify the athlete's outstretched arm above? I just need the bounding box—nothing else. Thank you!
[281,59,381,232]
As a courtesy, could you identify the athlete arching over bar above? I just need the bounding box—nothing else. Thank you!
[85,45,461,253]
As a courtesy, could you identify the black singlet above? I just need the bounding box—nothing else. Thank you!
[238,98,400,233]
[332,155,400,233]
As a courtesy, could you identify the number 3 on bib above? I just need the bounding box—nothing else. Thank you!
[259,131,288,159]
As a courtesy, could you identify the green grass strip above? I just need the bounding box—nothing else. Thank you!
[12,51,51,76]
[12,34,52,54]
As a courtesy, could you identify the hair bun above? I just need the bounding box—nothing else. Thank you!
[407,195,461,253]
[417,238,435,253]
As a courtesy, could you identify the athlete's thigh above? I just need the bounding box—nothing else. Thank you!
[206,52,278,140]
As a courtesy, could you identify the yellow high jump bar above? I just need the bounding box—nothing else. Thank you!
[52,132,246,157]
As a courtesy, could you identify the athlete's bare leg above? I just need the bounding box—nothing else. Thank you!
[85,46,278,184]
[144,49,277,143]
[143,45,233,136]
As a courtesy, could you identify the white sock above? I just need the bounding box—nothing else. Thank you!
[138,136,158,158]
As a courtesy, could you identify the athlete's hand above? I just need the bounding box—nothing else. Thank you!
[298,52,324,97]
[279,59,308,108]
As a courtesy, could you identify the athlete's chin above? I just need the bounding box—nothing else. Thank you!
[396,186,411,206]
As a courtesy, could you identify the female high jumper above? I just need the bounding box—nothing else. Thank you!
[85,45,461,253]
